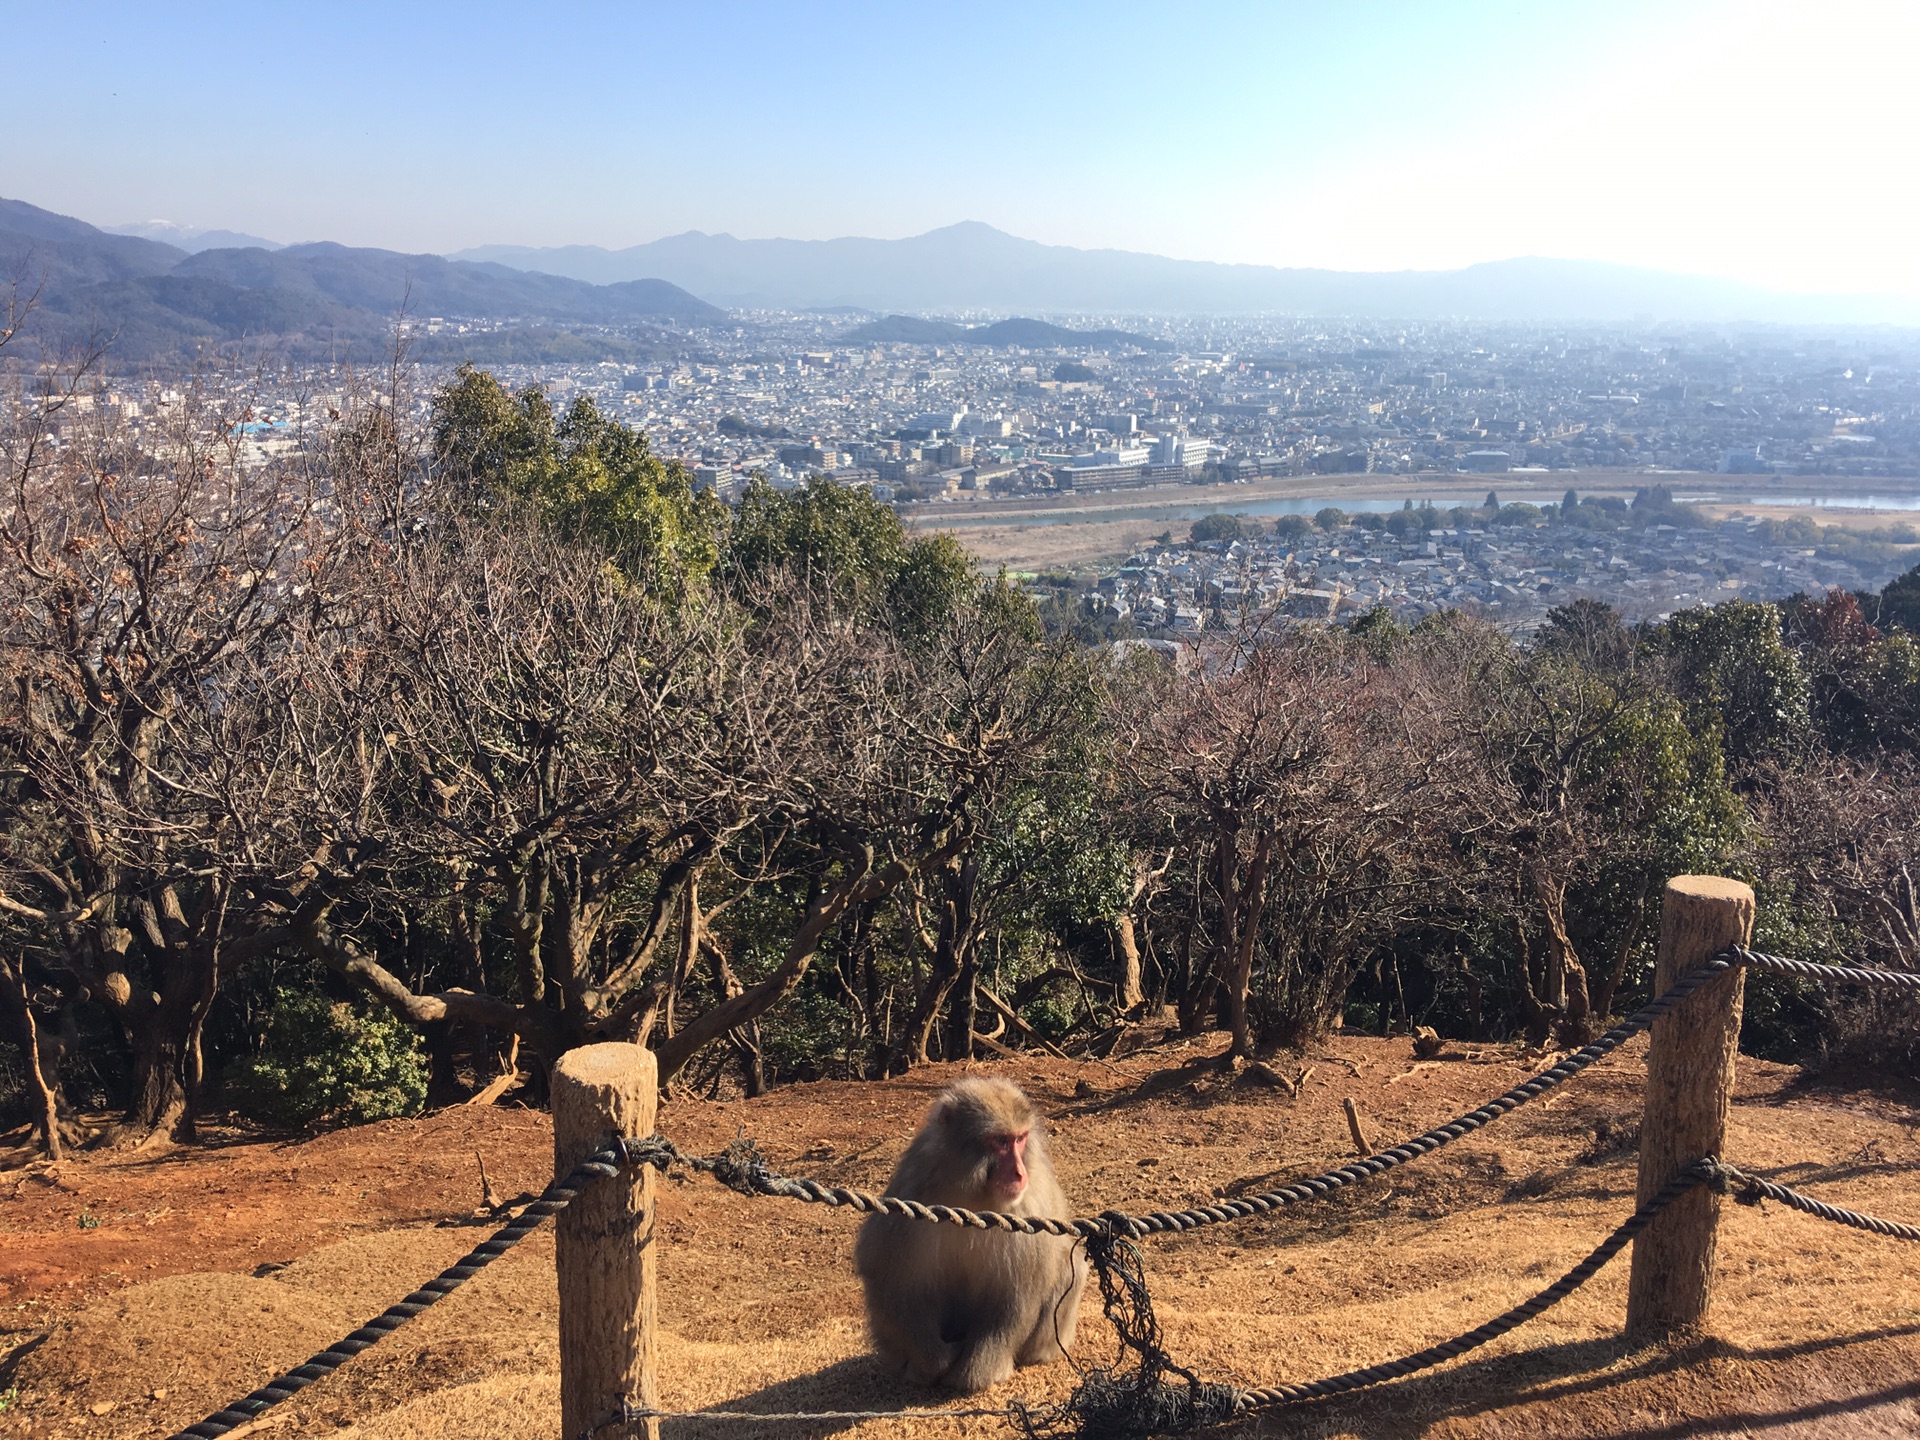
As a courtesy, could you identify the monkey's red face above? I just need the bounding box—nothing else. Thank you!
[985,1130,1029,1200]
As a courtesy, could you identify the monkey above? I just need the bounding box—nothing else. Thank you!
[854,1077,1088,1393]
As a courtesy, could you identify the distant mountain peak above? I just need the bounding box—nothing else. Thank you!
[107,218,285,253]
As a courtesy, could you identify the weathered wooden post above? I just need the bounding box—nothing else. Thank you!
[1626,875,1753,1334]
[553,1043,658,1440]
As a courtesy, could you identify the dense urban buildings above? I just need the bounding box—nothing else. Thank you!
[78,308,1920,630]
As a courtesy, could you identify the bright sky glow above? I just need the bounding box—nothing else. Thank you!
[8,0,1918,295]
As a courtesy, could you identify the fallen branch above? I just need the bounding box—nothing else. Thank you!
[465,1036,523,1107]
[1342,1096,1375,1157]
[977,986,1076,1062]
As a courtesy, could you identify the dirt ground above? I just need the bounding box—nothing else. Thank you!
[4,1028,1919,1440]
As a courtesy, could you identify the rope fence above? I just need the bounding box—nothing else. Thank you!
[645,952,1743,1239]
[167,907,1920,1440]
[172,1144,632,1440]
[602,1159,1920,1437]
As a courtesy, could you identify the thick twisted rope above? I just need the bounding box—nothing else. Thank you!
[1732,945,1920,991]
[1227,1158,1717,1414]
[661,956,1744,1238]
[589,1403,1019,1433]
[614,1155,1920,1435]
[168,1143,631,1440]
[1719,1162,1920,1241]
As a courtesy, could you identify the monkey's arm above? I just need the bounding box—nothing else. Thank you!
[857,1218,960,1385]
[943,1279,1032,1393]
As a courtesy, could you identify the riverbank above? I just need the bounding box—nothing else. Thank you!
[903,470,1920,573]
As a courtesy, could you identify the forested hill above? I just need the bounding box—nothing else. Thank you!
[842,313,1172,350]
[0,196,723,362]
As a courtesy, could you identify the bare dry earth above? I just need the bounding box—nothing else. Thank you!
[3,1030,1919,1440]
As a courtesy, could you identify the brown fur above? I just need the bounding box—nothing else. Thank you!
[854,1077,1088,1392]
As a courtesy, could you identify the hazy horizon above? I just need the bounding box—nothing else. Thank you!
[10,1,1920,298]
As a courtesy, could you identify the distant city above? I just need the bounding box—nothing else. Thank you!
[13,193,1920,633]
[523,311,1918,495]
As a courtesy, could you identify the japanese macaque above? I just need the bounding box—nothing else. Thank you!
[855,1077,1088,1392]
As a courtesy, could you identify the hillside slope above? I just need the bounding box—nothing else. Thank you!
[843,313,1171,350]
[1,196,723,362]
[5,1030,1918,1438]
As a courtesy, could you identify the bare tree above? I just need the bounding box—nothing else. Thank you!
[0,360,376,1138]
[1117,626,1452,1056]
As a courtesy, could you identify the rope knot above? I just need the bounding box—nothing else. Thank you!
[1696,1157,1733,1196]
[702,1137,779,1197]
[618,1135,683,1173]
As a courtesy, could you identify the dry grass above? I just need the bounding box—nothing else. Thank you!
[4,1031,1919,1439]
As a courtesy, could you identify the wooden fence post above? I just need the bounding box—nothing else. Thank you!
[1625,875,1753,1335]
[553,1043,658,1440]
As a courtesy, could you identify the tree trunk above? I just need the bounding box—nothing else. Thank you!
[1592,882,1653,1019]
[1459,955,1484,1041]
[653,836,959,1086]
[1511,913,1553,1048]
[1114,851,1169,1018]
[704,937,765,1097]
[664,878,701,1037]
[1,959,61,1161]
[127,1023,187,1140]
[1535,872,1593,1046]
[424,1020,465,1108]
[1181,825,1238,1035]
[179,891,227,1142]
[900,856,976,1068]
[1114,912,1145,1015]
[944,946,981,1063]
[1224,833,1274,1058]
[108,958,203,1141]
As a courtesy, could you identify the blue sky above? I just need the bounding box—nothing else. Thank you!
[10,1,1919,294]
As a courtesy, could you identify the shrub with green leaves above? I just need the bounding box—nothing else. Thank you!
[231,992,427,1128]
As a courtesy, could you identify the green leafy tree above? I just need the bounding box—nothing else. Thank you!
[231,992,427,1128]
[1877,563,1920,635]
[1314,506,1347,532]
[431,365,727,579]
[1536,599,1632,672]
[1493,502,1544,527]
[1652,600,1811,766]
[726,474,973,632]
[1348,604,1407,660]
[1274,514,1313,542]
[1190,512,1246,544]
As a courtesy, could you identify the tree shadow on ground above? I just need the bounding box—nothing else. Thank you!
[658,1355,944,1440]
[1766,1061,1920,1113]
[1230,1322,1920,1437]
[655,1323,1920,1440]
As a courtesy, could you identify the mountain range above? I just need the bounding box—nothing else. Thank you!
[7,194,1915,363]
[0,197,721,363]
[107,220,286,253]
[458,221,1918,325]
